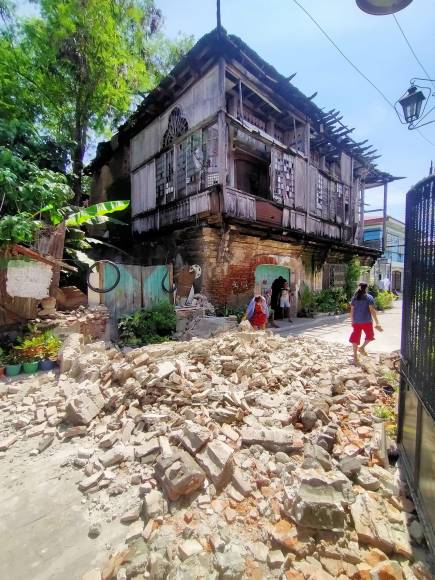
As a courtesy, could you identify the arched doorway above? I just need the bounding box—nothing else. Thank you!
[255,265,291,318]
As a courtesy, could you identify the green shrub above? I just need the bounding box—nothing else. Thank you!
[375,290,394,311]
[314,288,348,313]
[118,301,176,347]
[368,284,379,298]
[214,304,245,323]
[299,283,315,316]
[345,258,361,300]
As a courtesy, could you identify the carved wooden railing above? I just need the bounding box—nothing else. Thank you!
[223,188,256,221]
[132,190,213,233]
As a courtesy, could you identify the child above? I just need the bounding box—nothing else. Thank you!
[245,295,269,330]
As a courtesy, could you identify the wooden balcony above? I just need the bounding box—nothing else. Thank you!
[132,190,219,233]
[223,187,347,242]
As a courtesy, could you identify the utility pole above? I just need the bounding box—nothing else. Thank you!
[382,181,388,253]
[217,0,221,29]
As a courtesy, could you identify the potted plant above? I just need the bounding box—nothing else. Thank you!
[5,351,22,377]
[14,334,45,374]
[39,331,62,371]
[0,347,8,377]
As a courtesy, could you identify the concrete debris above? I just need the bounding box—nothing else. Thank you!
[155,449,205,500]
[0,331,430,578]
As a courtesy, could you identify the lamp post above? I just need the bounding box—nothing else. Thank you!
[395,79,435,130]
[355,0,413,15]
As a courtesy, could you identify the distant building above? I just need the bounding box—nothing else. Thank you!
[363,216,405,291]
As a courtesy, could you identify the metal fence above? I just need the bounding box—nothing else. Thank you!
[398,174,435,556]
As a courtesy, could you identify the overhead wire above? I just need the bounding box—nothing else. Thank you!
[392,14,435,91]
[290,0,435,148]
[392,14,435,146]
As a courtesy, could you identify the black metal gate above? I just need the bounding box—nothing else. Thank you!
[398,174,435,556]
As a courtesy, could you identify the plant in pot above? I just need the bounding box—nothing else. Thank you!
[40,331,62,370]
[0,347,9,377]
[14,335,45,374]
[5,351,22,377]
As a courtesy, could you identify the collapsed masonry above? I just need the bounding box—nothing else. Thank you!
[0,329,432,580]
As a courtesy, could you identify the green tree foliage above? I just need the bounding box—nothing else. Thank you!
[118,302,176,346]
[344,257,362,300]
[5,0,192,203]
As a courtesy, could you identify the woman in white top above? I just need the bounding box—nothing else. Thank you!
[278,282,292,322]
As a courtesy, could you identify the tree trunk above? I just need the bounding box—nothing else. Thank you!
[72,97,87,206]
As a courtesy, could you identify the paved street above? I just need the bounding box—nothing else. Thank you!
[273,300,402,354]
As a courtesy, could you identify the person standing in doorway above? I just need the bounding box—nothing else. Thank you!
[349,282,383,365]
[278,282,292,322]
[271,276,286,319]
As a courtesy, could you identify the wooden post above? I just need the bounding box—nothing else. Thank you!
[359,179,365,245]
[304,121,311,232]
[218,56,227,205]
[382,181,388,253]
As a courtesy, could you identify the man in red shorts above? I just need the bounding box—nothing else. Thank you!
[349,283,383,365]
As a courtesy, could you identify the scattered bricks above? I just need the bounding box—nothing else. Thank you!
[152,360,176,380]
[241,426,303,453]
[120,508,140,524]
[355,467,381,491]
[134,438,160,464]
[0,435,17,451]
[231,467,253,497]
[14,417,31,430]
[26,423,47,438]
[178,539,203,561]
[79,471,104,491]
[37,435,54,454]
[220,424,239,442]
[142,519,154,541]
[300,410,318,432]
[99,432,119,449]
[155,449,206,501]
[35,408,45,424]
[99,445,127,468]
[179,421,211,454]
[196,440,234,490]
[63,425,87,439]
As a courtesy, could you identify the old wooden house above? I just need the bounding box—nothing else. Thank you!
[89,27,400,308]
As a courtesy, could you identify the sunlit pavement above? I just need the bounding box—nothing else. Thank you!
[274,300,402,354]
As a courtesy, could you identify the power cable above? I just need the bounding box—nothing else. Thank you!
[392,14,435,91]
[291,0,395,109]
[290,0,435,148]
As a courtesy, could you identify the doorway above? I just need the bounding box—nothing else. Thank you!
[392,270,402,292]
[255,264,291,318]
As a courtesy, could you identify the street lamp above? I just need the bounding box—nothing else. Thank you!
[395,79,435,130]
[355,0,413,15]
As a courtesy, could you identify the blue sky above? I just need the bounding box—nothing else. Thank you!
[157,0,435,221]
[18,0,435,221]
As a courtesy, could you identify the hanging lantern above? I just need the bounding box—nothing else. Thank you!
[399,86,426,123]
[355,0,413,15]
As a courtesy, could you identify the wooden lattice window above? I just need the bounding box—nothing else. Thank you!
[162,107,189,149]
[156,149,174,204]
[316,172,324,210]
[273,151,295,206]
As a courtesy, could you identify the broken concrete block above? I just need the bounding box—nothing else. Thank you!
[338,456,362,479]
[65,390,104,426]
[142,489,165,520]
[152,360,176,380]
[179,421,211,454]
[155,449,206,501]
[285,471,353,532]
[63,425,87,439]
[99,445,127,468]
[178,539,203,561]
[79,470,104,491]
[196,439,234,489]
[350,493,397,554]
[241,426,303,453]
[231,467,252,497]
[268,549,285,570]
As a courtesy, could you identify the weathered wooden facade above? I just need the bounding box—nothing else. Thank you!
[89,27,400,307]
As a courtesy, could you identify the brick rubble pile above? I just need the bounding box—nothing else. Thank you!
[0,328,432,580]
